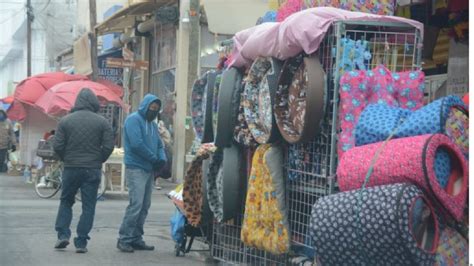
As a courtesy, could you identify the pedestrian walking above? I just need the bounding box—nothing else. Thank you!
[53,88,114,253]
[117,94,167,253]
[0,110,16,172]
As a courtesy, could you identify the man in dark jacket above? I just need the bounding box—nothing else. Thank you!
[53,88,114,253]
[0,110,16,172]
[117,94,166,252]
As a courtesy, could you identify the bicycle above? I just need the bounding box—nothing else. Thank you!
[34,159,107,201]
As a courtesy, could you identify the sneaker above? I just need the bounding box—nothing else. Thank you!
[76,247,88,253]
[117,241,134,253]
[154,185,162,190]
[131,241,155,251]
[54,239,70,249]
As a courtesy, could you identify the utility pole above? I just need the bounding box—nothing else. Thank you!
[89,0,98,81]
[26,0,33,77]
[172,0,200,183]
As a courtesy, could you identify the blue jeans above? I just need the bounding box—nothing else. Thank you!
[118,168,153,244]
[54,167,101,248]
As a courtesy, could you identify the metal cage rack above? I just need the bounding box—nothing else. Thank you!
[211,20,422,265]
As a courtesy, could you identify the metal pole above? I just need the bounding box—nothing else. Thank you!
[89,0,98,81]
[26,0,32,77]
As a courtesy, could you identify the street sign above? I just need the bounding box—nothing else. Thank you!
[122,47,134,61]
[106,58,149,70]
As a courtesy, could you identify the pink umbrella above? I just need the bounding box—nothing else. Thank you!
[34,80,124,117]
[14,72,88,105]
[97,79,124,98]
[6,100,27,121]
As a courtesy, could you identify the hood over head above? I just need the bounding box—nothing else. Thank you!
[72,88,100,113]
[138,94,162,118]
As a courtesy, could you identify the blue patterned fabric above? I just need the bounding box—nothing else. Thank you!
[434,149,452,189]
[355,96,466,146]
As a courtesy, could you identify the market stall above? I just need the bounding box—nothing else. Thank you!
[182,3,468,265]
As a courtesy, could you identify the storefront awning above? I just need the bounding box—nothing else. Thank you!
[96,0,176,36]
[201,0,270,35]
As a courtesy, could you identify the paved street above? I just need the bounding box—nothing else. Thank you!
[0,174,214,266]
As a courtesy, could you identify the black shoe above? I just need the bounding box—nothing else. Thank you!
[131,241,155,251]
[76,247,88,253]
[54,239,70,249]
[117,241,134,253]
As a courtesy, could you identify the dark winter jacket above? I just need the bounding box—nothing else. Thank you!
[0,110,16,150]
[53,88,114,169]
[123,94,167,173]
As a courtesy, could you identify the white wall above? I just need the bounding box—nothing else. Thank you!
[19,106,58,167]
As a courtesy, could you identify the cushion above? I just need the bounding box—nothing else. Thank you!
[243,57,283,144]
[241,144,290,254]
[275,54,326,144]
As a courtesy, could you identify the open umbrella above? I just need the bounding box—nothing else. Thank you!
[14,72,88,105]
[34,80,124,117]
[7,100,27,121]
[97,79,124,98]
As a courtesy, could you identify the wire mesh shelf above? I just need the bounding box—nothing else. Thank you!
[211,20,423,265]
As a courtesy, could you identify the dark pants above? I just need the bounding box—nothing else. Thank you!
[55,167,101,248]
[0,149,7,172]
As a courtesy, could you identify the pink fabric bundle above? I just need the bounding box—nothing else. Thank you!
[229,7,423,68]
[338,65,425,157]
[337,134,468,221]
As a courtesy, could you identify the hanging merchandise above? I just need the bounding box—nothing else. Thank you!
[206,145,246,223]
[220,144,246,222]
[305,0,396,15]
[243,57,283,144]
[257,11,278,24]
[276,0,303,22]
[183,144,216,226]
[338,65,425,156]
[202,71,220,143]
[355,95,469,157]
[337,134,468,221]
[287,143,318,181]
[274,53,326,144]
[234,86,258,147]
[241,144,290,255]
[206,148,224,221]
[310,183,439,265]
[212,73,222,139]
[215,68,244,148]
[191,73,209,142]
[334,37,372,75]
[434,227,468,266]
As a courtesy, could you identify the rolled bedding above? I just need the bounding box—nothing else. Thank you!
[355,95,468,157]
[337,134,468,221]
[310,183,439,266]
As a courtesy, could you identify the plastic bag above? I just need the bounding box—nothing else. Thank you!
[8,151,18,165]
[170,208,186,244]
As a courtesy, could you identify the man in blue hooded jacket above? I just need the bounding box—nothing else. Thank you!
[117,94,167,252]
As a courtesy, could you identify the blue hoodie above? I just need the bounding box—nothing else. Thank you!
[123,94,167,172]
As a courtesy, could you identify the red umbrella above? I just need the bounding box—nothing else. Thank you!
[34,80,125,117]
[6,100,27,121]
[97,79,124,98]
[1,96,14,104]
[14,72,88,105]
